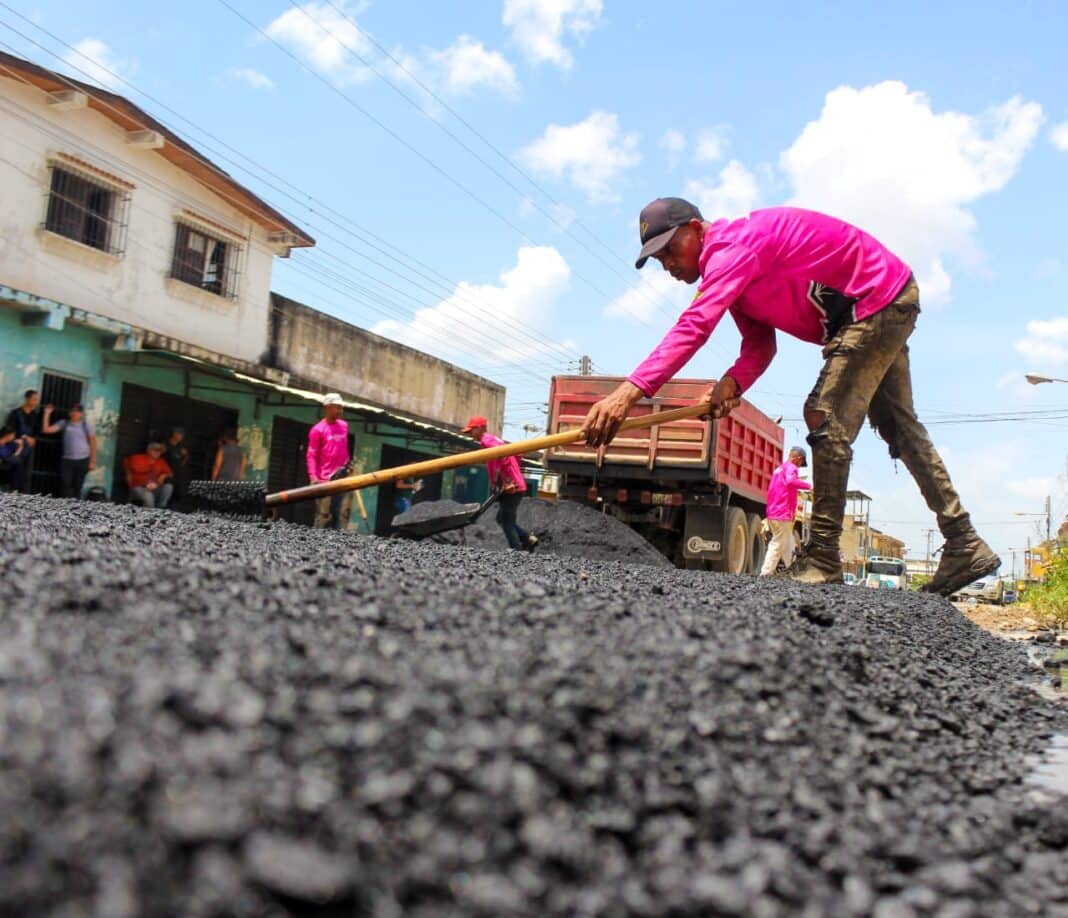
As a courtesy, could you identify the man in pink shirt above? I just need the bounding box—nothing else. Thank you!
[760,447,813,576]
[583,198,998,595]
[307,393,352,529]
[461,415,537,552]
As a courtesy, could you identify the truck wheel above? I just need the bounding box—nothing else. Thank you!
[711,507,749,574]
[747,513,765,574]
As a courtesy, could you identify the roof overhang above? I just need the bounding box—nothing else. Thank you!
[0,50,314,251]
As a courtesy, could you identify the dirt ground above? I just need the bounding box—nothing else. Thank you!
[955,601,1051,635]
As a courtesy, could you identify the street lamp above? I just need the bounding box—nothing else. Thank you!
[1007,547,1018,583]
[1015,496,1052,545]
[1025,373,1068,385]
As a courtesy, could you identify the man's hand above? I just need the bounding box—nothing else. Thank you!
[24,435,35,447]
[582,381,644,447]
[43,404,53,416]
[701,375,741,419]
[501,481,518,494]
[146,481,158,491]
[88,460,96,472]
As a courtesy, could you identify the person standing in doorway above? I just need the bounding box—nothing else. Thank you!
[307,393,353,530]
[41,403,96,498]
[5,389,40,493]
[164,428,191,503]
[211,428,247,482]
[461,415,537,552]
[760,447,812,576]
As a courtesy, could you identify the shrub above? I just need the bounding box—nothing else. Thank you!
[1025,550,1068,626]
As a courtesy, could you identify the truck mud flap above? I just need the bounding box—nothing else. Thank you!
[683,505,726,561]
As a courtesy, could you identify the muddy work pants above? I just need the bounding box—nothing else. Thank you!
[803,277,970,555]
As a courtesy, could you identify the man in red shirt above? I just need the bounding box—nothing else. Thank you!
[124,442,174,509]
[462,415,537,552]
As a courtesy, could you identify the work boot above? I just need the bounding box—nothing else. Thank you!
[787,433,850,586]
[922,532,1000,597]
[786,547,844,585]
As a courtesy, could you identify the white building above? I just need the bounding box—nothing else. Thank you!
[0,49,314,363]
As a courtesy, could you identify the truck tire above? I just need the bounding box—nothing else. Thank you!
[711,506,749,574]
[747,513,765,575]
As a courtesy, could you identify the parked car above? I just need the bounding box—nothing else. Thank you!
[952,576,1005,604]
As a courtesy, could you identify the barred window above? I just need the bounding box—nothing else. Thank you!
[171,223,240,299]
[44,166,129,255]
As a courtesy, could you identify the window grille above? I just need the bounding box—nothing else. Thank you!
[170,222,241,299]
[43,166,129,255]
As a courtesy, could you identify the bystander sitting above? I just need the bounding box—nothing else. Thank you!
[41,403,96,498]
[124,442,174,509]
[0,426,30,474]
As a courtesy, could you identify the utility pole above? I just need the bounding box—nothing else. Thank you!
[1045,495,1052,546]
[923,528,937,577]
[579,355,592,376]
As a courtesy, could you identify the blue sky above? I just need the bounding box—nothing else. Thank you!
[6,0,1068,566]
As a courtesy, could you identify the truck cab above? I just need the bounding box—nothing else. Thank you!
[545,375,784,572]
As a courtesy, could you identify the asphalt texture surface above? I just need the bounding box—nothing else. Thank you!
[2,493,1067,917]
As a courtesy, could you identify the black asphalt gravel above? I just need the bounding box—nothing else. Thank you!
[2,493,1067,917]
[408,496,673,568]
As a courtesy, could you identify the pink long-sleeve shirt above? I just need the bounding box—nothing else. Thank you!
[628,207,913,396]
[765,460,812,521]
[480,432,527,493]
[306,418,350,482]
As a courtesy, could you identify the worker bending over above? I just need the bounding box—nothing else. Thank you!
[461,415,537,553]
[582,199,998,596]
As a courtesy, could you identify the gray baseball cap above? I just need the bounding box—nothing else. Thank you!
[635,197,703,269]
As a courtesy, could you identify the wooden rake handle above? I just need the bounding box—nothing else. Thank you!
[266,401,713,507]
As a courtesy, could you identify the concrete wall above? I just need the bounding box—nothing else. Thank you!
[0,77,276,362]
[269,294,506,431]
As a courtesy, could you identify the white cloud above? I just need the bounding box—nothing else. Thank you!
[224,67,274,90]
[431,35,518,96]
[1050,122,1068,151]
[265,4,516,100]
[1014,317,1068,366]
[685,160,761,219]
[605,270,694,324]
[780,81,1043,304]
[659,129,686,168]
[517,111,640,203]
[372,246,572,363]
[265,1,376,88]
[502,0,603,69]
[63,38,134,90]
[695,127,728,164]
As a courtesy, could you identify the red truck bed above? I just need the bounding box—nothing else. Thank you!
[546,376,784,503]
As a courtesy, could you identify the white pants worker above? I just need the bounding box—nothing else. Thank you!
[760,519,796,576]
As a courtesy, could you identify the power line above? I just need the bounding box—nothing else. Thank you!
[0,32,577,386]
[292,0,686,329]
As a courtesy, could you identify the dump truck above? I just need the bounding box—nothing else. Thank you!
[545,375,785,573]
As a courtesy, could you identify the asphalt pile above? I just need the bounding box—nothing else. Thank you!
[1,493,1066,916]
[404,496,672,568]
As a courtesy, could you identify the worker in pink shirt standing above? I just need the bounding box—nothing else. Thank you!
[582,198,998,595]
[760,447,812,576]
[307,393,352,529]
[461,415,537,552]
